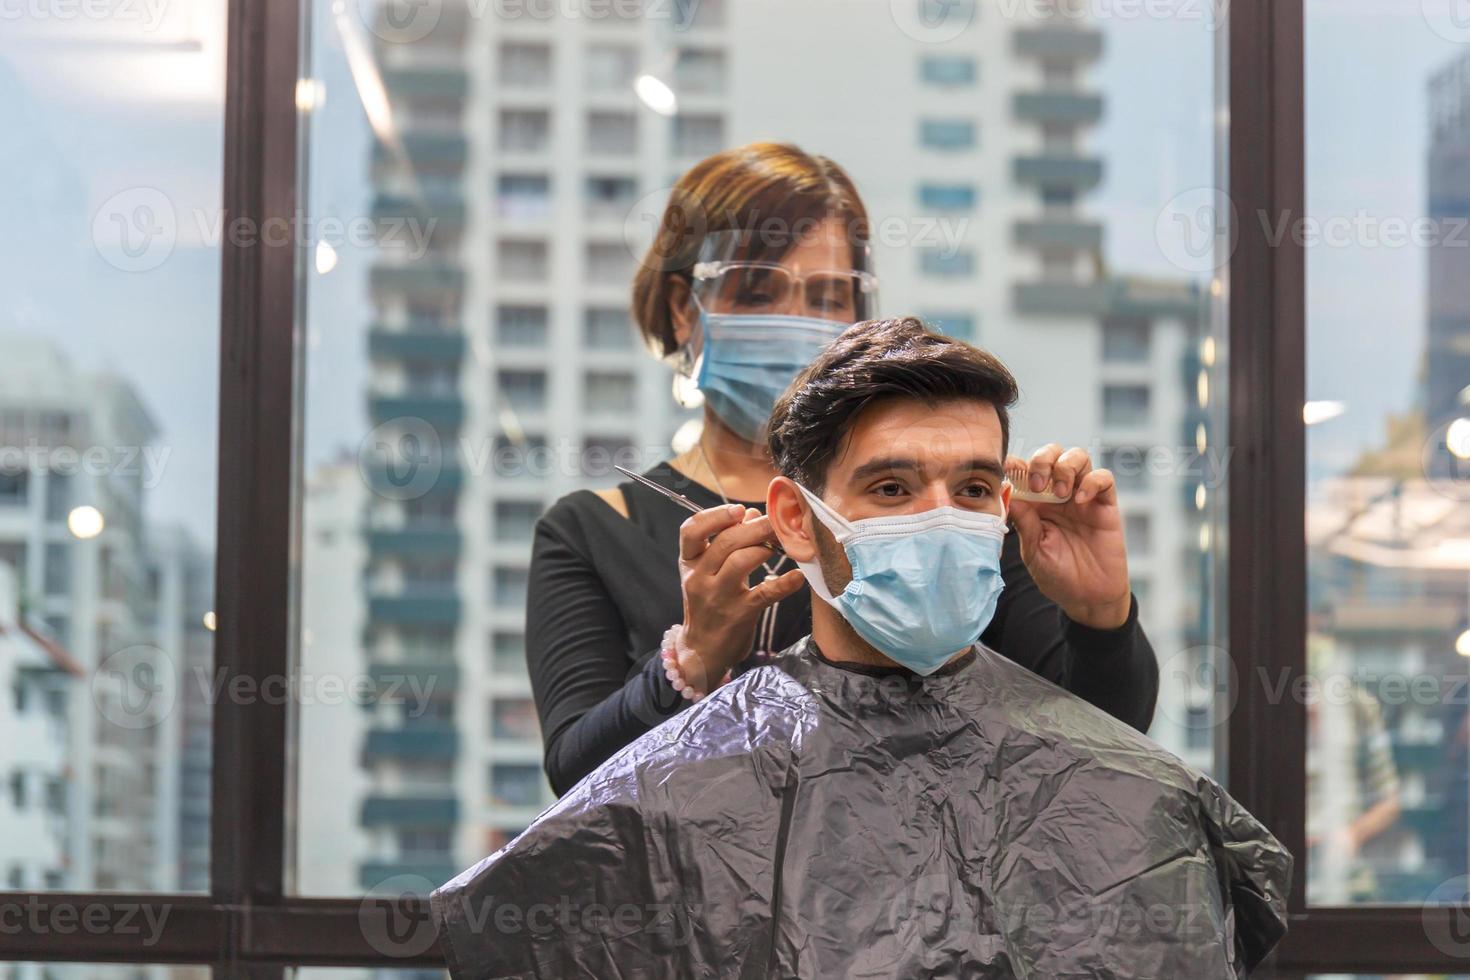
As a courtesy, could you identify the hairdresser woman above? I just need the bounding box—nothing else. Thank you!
[526,142,1157,796]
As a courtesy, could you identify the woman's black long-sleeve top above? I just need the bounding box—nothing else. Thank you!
[526,461,1159,796]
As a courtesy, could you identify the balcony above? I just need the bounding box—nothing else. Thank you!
[367,593,462,626]
[1013,154,1104,191]
[1013,219,1103,250]
[367,392,464,430]
[368,327,466,361]
[359,860,459,892]
[1013,26,1104,62]
[360,460,464,497]
[368,660,461,693]
[372,133,468,170]
[370,191,467,230]
[380,67,469,100]
[362,724,459,761]
[1110,278,1205,321]
[360,794,459,827]
[370,0,466,47]
[1011,277,1205,320]
[366,525,462,558]
[1012,282,1108,317]
[369,263,465,296]
[1012,279,1204,320]
[1013,92,1104,125]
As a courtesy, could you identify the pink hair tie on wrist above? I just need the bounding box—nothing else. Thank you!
[661,624,712,702]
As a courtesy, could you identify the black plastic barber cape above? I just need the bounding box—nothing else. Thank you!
[432,638,1291,979]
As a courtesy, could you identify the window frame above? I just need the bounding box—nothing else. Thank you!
[3,0,1458,974]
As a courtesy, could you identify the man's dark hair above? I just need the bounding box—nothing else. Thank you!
[767,316,1019,493]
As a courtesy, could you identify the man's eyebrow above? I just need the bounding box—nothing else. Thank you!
[848,456,1006,482]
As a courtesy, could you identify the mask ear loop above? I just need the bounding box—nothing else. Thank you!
[668,279,708,407]
[789,484,854,607]
[794,484,856,542]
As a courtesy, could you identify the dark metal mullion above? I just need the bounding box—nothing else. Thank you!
[0,895,441,965]
[213,0,301,932]
[0,894,225,962]
[1277,907,1470,971]
[244,899,444,965]
[1226,0,1308,912]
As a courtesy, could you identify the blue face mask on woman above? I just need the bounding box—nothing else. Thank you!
[694,311,849,443]
[793,483,1008,675]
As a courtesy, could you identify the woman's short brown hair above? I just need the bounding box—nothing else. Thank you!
[767,316,1019,494]
[631,142,870,357]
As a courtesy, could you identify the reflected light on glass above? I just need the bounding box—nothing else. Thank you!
[67,505,105,540]
[32,5,227,106]
[634,74,678,116]
[1198,524,1211,551]
[1456,628,1470,659]
[1200,336,1216,367]
[1447,417,1470,460]
[1196,370,1209,408]
[1303,400,1347,426]
[1195,483,1207,511]
[333,5,395,144]
[296,77,325,113]
[203,611,217,632]
[315,240,339,275]
[1195,422,1207,454]
[671,418,704,455]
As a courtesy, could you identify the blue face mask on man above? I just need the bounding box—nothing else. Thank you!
[793,483,1008,675]
[694,310,849,443]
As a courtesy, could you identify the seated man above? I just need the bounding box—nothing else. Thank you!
[432,317,1291,979]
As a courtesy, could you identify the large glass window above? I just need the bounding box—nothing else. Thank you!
[0,0,222,893]
[1304,0,1470,907]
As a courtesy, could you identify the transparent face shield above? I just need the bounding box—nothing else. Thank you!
[667,228,879,381]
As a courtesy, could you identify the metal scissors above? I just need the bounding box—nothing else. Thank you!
[613,465,785,556]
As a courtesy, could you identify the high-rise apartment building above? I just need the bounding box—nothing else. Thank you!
[0,561,80,892]
[0,338,211,895]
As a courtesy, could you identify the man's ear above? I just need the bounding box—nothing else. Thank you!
[766,476,819,562]
[668,275,697,348]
